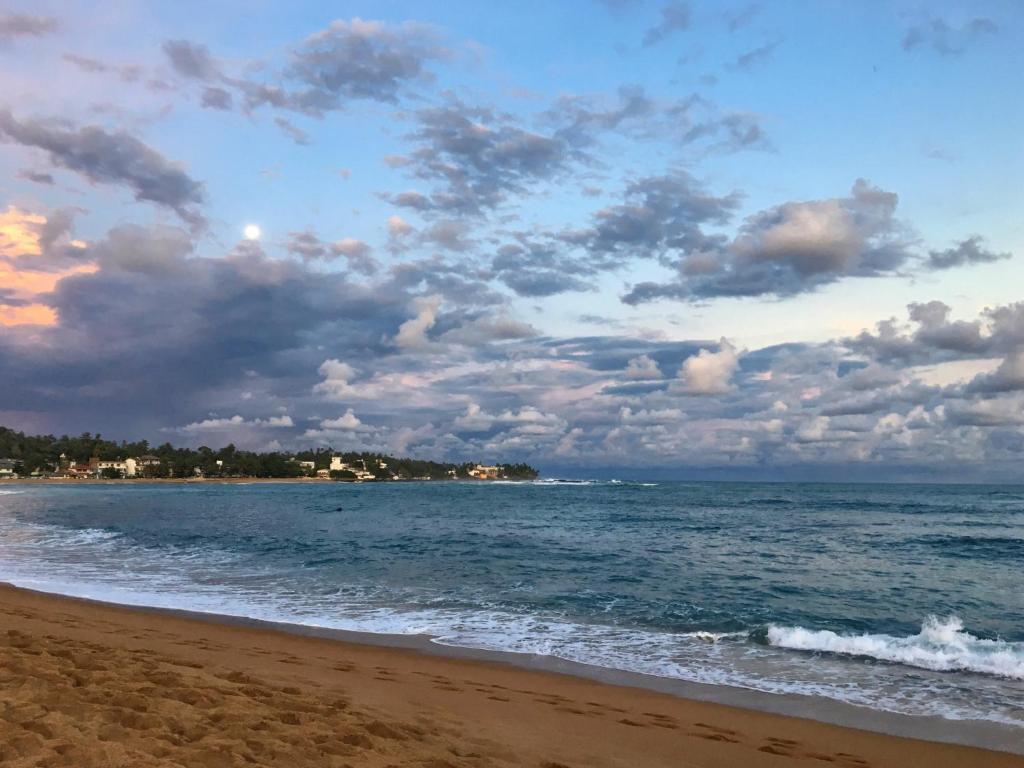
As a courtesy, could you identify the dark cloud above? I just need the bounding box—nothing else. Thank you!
[731,39,781,70]
[283,18,448,108]
[490,239,597,297]
[926,236,1011,270]
[396,97,574,215]
[566,171,740,266]
[63,53,144,83]
[0,110,206,229]
[725,4,760,33]
[623,179,913,303]
[285,230,378,274]
[162,39,222,80]
[0,13,57,40]
[160,20,447,119]
[850,300,1024,366]
[16,169,55,185]
[966,352,1024,394]
[544,87,769,153]
[902,16,998,56]
[200,86,233,110]
[643,2,691,47]
[274,116,311,145]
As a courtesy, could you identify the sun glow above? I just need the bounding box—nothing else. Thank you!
[243,224,261,240]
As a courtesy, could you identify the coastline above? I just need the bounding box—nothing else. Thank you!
[0,477,532,485]
[2,583,1021,767]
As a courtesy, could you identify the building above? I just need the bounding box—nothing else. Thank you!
[328,456,377,480]
[468,464,500,479]
[88,457,138,477]
[0,459,20,478]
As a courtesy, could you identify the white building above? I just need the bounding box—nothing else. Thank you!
[90,458,137,477]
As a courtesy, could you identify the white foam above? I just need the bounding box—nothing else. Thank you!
[767,616,1024,680]
[682,630,750,643]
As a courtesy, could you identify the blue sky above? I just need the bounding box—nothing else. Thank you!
[1,1,1022,479]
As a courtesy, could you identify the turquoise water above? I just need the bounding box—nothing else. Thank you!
[0,481,1022,727]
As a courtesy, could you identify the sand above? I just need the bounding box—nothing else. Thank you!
[0,584,1020,768]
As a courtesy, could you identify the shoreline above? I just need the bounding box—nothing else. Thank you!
[2,582,1022,763]
[0,477,531,485]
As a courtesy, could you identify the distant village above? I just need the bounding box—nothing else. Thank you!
[0,426,539,483]
[0,455,516,482]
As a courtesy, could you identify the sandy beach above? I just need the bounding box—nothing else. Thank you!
[1,584,1020,768]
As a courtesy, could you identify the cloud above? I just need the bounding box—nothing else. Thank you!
[624,179,913,303]
[567,171,740,267]
[62,54,144,84]
[902,16,998,56]
[179,414,294,432]
[926,236,1011,270]
[161,20,449,118]
[274,116,311,145]
[201,86,234,110]
[725,4,760,33]
[0,110,206,229]
[624,354,662,379]
[283,18,448,108]
[4,221,1024,477]
[393,295,440,349]
[285,230,378,274]
[16,169,55,185]
[966,351,1024,394]
[851,300,1024,364]
[545,86,770,153]
[676,339,739,394]
[0,13,57,41]
[319,408,367,430]
[163,39,222,79]
[643,2,690,47]
[731,39,782,71]
[396,96,573,215]
[313,360,359,399]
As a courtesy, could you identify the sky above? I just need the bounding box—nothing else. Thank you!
[1,1,1022,481]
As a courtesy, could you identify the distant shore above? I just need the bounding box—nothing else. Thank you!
[2,583,1021,767]
[0,476,528,485]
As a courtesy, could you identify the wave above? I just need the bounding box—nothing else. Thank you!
[531,479,658,487]
[767,616,1024,680]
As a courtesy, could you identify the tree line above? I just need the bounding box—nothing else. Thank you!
[0,426,539,480]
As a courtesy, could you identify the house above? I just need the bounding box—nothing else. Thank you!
[329,456,348,472]
[296,460,315,470]
[0,458,20,478]
[88,457,138,477]
[136,455,161,467]
[468,464,500,479]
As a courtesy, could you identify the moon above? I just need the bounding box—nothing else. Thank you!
[243,224,261,240]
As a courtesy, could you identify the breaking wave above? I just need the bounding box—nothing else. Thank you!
[767,616,1024,680]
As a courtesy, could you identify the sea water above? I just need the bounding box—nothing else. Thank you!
[0,481,1021,731]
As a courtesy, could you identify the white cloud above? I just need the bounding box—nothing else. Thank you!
[319,408,366,430]
[677,339,739,394]
[393,295,440,349]
[313,359,357,399]
[624,354,661,379]
[179,414,293,432]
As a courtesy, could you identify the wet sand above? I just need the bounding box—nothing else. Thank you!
[1,583,1020,768]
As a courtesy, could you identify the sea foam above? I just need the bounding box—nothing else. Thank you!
[767,616,1024,680]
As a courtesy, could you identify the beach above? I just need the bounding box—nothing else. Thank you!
[2,583,1021,768]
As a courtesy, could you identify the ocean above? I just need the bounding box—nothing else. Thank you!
[1,480,1022,736]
